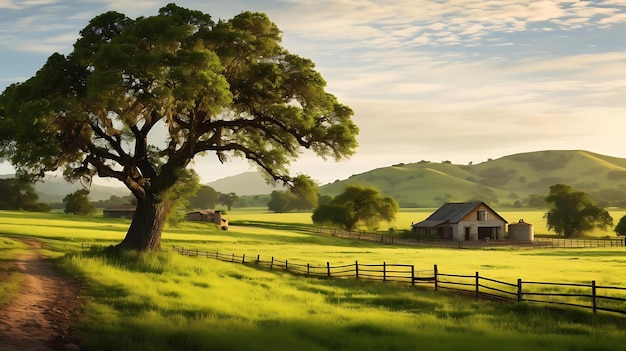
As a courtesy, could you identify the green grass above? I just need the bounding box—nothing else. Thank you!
[0,237,29,304]
[226,207,626,238]
[1,210,625,350]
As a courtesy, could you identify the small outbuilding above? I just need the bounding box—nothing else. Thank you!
[103,204,136,219]
[411,201,507,241]
[508,219,534,242]
[186,210,228,230]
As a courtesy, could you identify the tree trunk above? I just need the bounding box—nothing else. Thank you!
[116,196,173,251]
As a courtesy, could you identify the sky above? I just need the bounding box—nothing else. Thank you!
[1,0,626,185]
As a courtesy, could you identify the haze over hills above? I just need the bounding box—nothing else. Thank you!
[3,150,626,207]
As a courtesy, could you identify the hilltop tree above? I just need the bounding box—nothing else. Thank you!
[312,185,398,231]
[0,4,358,251]
[544,184,613,238]
[63,189,96,215]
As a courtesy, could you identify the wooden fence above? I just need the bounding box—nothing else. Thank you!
[532,237,625,248]
[172,246,626,316]
[313,227,626,248]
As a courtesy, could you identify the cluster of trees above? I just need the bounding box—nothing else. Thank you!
[63,189,96,215]
[267,175,320,213]
[311,185,398,231]
[0,178,50,212]
[186,185,239,211]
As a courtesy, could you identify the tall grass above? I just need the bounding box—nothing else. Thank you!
[1,210,625,350]
[61,250,626,351]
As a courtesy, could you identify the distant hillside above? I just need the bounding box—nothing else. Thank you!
[3,150,626,207]
[206,171,286,196]
[320,150,626,208]
[0,174,130,203]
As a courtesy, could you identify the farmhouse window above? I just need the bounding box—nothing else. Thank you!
[477,211,488,221]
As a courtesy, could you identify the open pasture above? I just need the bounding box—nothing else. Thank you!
[227,207,626,238]
[1,210,625,350]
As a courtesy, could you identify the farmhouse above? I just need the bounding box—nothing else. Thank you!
[102,204,136,219]
[186,210,228,230]
[411,202,507,241]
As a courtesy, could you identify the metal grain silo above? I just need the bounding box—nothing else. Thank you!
[508,219,534,242]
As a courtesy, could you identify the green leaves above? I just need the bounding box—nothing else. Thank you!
[0,3,358,250]
[544,184,613,238]
[312,185,398,231]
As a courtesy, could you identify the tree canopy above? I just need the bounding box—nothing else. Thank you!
[267,174,318,212]
[614,215,626,236]
[63,189,96,215]
[219,192,240,211]
[312,185,398,231]
[0,3,358,251]
[188,185,219,210]
[544,184,613,238]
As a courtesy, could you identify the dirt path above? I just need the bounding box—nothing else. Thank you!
[0,239,81,351]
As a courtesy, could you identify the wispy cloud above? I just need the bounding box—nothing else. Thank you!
[1,0,625,183]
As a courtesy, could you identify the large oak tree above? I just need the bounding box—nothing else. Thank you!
[0,3,358,251]
[544,184,613,238]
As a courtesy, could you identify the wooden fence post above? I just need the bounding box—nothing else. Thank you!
[434,264,438,292]
[256,254,260,264]
[475,272,479,298]
[271,257,274,270]
[383,262,387,282]
[327,262,331,277]
[411,265,415,286]
[242,254,246,264]
[195,248,198,256]
[307,263,310,276]
[517,279,522,302]
[231,253,234,262]
[592,280,597,314]
[215,251,219,259]
[285,260,289,271]
[355,261,359,280]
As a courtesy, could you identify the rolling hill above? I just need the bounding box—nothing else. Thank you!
[319,150,626,208]
[3,150,625,207]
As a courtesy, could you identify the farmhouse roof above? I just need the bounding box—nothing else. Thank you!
[412,201,507,227]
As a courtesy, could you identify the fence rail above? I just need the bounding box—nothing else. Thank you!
[310,227,626,248]
[171,245,626,316]
[532,237,625,248]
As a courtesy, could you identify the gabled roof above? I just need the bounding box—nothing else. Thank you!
[412,201,507,227]
[413,219,449,228]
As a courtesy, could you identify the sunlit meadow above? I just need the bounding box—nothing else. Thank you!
[1,210,625,350]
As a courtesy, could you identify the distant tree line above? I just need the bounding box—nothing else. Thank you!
[0,178,50,212]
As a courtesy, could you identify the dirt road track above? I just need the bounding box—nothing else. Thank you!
[0,239,81,351]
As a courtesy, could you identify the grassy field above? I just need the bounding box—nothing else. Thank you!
[1,210,625,350]
[226,207,626,238]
